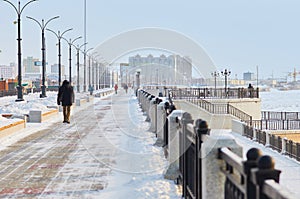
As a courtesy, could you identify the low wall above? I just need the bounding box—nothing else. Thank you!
[232,119,245,135]
[174,100,233,129]
[42,109,58,121]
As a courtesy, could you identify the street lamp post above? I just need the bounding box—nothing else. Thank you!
[221,69,231,97]
[211,71,219,97]
[27,15,59,98]
[82,47,93,92]
[88,52,98,90]
[3,0,38,101]
[62,36,82,84]
[46,28,72,86]
[73,42,87,92]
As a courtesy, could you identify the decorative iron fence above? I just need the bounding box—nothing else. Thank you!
[169,87,259,99]
[262,111,300,120]
[251,119,300,130]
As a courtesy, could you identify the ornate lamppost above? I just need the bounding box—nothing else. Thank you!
[82,47,93,92]
[46,28,72,86]
[221,69,231,97]
[62,36,82,84]
[26,16,59,98]
[3,0,38,101]
[211,71,219,97]
[73,43,87,92]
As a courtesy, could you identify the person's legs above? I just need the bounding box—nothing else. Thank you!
[63,106,67,122]
[66,106,71,123]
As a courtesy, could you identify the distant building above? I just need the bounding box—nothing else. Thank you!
[0,64,15,79]
[243,72,255,81]
[50,64,65,76]
[128,54,192,86]
[23,56,40,79]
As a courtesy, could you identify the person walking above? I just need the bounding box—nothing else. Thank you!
[114,84,118,94]
[124,84,128,94]
[57,80,75,124]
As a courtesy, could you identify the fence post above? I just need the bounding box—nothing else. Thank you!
[181,112,194,198]
[281,137,288,155]
[251,155,281,199]
[297,143,300,161]
[253,128,257,141]
[265,132,270,147]
[243,148,262,199]
[202,133,243,199]
[149,97,157,133]
[164,110,185,180]
[156,100,168,146]
[195,119,209,199]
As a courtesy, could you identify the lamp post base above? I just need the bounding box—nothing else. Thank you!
[40,85,47,98]
[16,86,24,102]
[15,98,24,102]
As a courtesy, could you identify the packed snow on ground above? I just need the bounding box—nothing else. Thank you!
[0,88,299,198]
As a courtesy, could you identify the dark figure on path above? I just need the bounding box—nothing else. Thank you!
[57,80,75,124]
[124,84,128,93]
[114,84,118,94]
[248,83,254,98]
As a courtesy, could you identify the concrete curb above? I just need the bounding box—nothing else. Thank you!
[0,120,25,139]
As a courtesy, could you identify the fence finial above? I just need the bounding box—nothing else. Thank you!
[246,148,262,161]
[258,155,275,170]
[195,119,209,135]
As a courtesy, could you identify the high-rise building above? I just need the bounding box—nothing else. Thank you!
[23,56,40,79]
[128,54,192,86]
[50,64,65,76]
[243,72,255,81]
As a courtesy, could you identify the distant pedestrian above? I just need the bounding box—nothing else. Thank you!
[88,85,94,95]
[114,84,118,94]
[57,80,75,124]
[248,83,254,98]
[124,84,128,93]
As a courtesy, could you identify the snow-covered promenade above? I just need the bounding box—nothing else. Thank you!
[0,89,181,198]
[0,88,299,198]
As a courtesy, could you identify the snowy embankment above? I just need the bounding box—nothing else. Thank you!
[0,91,89,128]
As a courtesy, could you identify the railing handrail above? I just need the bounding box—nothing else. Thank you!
[263,180,298,199]
[262,111,300,120]
[168,87,259,99]
[219,147,244,174]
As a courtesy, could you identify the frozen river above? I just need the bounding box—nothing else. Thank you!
[260,89,300,112]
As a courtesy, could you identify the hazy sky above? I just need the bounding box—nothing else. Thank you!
[1,0,300,79]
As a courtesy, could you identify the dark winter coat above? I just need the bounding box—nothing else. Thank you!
[57,80,75,106]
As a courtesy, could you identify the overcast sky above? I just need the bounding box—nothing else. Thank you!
[1,0,300,79]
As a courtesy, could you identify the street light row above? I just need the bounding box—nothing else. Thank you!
[3,0,99,101]
[211,69,231,97]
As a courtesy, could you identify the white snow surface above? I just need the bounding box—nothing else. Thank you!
[0,89,299,198]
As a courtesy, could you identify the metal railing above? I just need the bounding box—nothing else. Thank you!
[186,97,253,125]
[177,114,209,199]
[244,125,300,161]
[251,119,300,130]
[219,147,297,199]
[137,89,297,199]
[169,87,259,99]
[262,111,300,120]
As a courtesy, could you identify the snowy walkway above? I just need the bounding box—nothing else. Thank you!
[0,90,181,199]
[1,90,299,198]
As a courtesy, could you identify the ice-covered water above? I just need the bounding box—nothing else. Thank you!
[260,88,300,112]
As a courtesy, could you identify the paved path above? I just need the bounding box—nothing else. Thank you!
[0,92,122,198]
[0,90,180,199]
